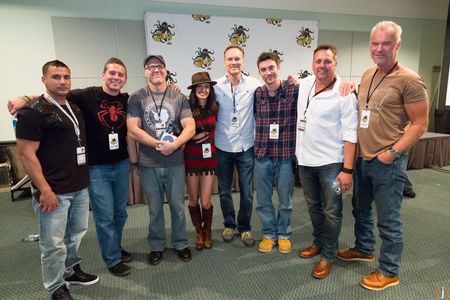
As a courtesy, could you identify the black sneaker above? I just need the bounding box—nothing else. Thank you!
[403,189,416,198]
[108,261,131,277]
[177,247,192,262]
[121,249,134,263]
[51,285,73,300]
[65,264,99,286]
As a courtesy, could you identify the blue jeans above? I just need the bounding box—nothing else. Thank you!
[139,164,188,251]
[401,152,414,193]
[217,147,254,233]
[32,187,89,294]
[255,155,294,240]
[352,155,406,277]
[299,163,343,261]
[89,159,130,268]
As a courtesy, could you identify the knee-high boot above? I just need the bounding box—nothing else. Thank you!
[202,205,213,249]
[188,205,204,250]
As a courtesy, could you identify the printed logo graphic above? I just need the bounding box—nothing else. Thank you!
[192,15,211,23]
[269,49,284,63]
[166,70,177,85]
[97,101,126,130]
[266,18,282,27]
[193,47,215,69]
[151,21,175,44]
[229,24,250,46]
[144,102,176,131]
[296,27,315,48]
[297,69,312,79]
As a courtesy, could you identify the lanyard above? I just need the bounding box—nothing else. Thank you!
[148,86,167,120]
[45,94,81,145]
[230,82,239,113]
[303,77,336,116]
[366,61,398,108]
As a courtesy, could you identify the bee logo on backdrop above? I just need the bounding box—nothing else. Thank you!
[229,24,250,46]
[144,12,318,95]
[192,48,215,69]
[298,70,312,79]
[192,15,211,24]
[266,18,282,27]
[296,27,315,48]
[151,21,175,44]
[269,49,284,63]
[166,70,177,85]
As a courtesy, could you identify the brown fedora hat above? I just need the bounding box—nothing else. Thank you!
[187,72,217,89]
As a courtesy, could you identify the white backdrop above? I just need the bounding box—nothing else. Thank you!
[144,12,318,94]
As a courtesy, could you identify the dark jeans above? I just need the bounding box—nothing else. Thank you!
[299,163,343,261]
[352,155,407,277]
[217,147,254,233]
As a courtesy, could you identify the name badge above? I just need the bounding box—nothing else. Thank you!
[360,110,370,129]
[269,123,279,139]
[76,146,86,166]
[231,112,239,127]
[109,133,119,150]
[202,143,212,158]
[298,118,306,131]
[155,123,165,140]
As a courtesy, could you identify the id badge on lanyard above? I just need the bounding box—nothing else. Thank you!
[155,122,165,140]
[109,132,119,150]
[360,110,371,129]
[231,112,239,127]
[202,143,212,158]
[269,123,279,139]
[76,146,86,165]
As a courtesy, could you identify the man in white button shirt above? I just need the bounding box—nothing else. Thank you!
[295,45,358,279]
[214,45,261,247]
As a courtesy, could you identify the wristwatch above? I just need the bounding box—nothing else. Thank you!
[388,146,401,161]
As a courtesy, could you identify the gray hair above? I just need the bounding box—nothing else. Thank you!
[371,21,402,43]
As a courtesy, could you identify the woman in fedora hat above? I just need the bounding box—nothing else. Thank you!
[184,72,218,250]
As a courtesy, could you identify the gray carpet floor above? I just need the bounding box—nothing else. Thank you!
[0,167,449,299]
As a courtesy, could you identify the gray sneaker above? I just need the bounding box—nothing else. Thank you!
[241,231,255,247]
[222,227,235,242]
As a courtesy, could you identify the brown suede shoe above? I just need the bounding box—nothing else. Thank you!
[299,244,321,258]
[312,259,333,279]
[360,270,400,291]
[336,248,375,262]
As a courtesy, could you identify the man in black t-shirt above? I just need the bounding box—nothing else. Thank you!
[15,60,98,299]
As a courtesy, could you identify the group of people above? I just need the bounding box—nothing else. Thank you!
[7,20,429,299]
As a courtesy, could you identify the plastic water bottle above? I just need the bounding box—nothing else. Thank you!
[11,115,17,129]
[22,233,40,242]
[332,181,342,195]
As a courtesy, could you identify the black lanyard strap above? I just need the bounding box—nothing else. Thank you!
[148,86,167,120]
[366,61,398,108]
[304,77,336,116]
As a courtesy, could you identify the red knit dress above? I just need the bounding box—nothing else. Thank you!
[184,107,217,175]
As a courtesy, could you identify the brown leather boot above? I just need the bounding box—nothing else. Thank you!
[188,205,204,250]
[202,205,213,249]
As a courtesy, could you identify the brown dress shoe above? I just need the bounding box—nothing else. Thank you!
[299,244,321,258]
[336,248,374,262]
[360,270,400,291]
[312,259,333,279]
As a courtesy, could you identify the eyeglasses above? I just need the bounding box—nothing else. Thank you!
[145,64,165,71]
